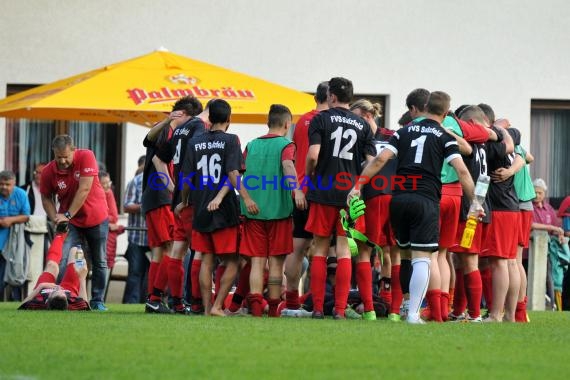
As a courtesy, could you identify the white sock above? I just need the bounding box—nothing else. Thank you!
[407,257,431,319]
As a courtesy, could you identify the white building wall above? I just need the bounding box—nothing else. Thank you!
[2,0,570,187]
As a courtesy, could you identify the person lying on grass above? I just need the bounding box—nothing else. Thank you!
[19,230,90,311]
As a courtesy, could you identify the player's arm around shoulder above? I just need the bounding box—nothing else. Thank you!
[445,128,472,156]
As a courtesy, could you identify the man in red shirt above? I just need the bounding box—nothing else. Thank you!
[41,135,109,311]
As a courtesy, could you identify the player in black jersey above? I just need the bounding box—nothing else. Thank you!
[481,119,519,322]
[178,99,258,316]
[150,96,205,314]
[305,77,376,319]
[153,98,210,314]
[143,96,201,314]
[348,91,476,324]
[448,106,498,322]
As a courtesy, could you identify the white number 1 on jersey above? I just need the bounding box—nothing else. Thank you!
[410,135,426,164]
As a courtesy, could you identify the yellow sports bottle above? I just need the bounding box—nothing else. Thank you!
[460,175,490,249]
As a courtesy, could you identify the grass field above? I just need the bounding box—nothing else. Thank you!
[1,303,569,380]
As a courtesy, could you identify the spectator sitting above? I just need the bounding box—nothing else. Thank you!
[531,178,564,241]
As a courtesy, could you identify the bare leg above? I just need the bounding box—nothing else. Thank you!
[284,238,311,294]
[200,253,215,315]
[516,246,527,302]
[504,258,520,322]
[489,257,508,321]
[268,255,286,300]
[438,249,450,294]
[211,255,239,316]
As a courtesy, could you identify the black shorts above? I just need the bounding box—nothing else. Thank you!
[293,204,313,239]
[389,193,439,252]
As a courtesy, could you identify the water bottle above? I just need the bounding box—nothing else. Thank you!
[460,175,490,248]
[75,245,85,269]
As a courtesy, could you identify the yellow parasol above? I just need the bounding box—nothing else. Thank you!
[0,49,315,125]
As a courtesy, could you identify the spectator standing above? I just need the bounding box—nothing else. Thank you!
[123,156,150,304]
[0,170,30,300]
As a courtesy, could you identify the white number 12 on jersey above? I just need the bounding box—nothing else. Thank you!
[331,126,357,160]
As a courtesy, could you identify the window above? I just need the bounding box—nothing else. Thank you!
[4,84,123,207]
[530,100,570,208]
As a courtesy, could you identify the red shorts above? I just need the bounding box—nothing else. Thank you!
[173,207,194,242]
[240,218,293,257]
[146,206,174,248]
[192,226,239,254]
[481,211,520,259]
[35,264,80,297]
[355,195,394,247]
[305,202,345,237]
[439,194,461,249]
[35,272,56,288]
[450,221,488,254]
[518,210,533,248]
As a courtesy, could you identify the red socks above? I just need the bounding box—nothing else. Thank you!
[191,258,202,302]
[390,264,403,314]
[309,256,327,313]
[480,266,492,311]
[452,269,467,316]
[426,289,443,322]
[268,298,281,317]
[235,262,251,298]
[356,261,374,312]
[515,296,528,323]
[248,293,264,317]
[46,233,67,264]
[334,258,352,316]
[155,255,170,290]
[150,255,170,302]
[285,290,300,310]
[465,270,482,319]
[229,262,251,312]
[167,258,183,299]
[147,261,160,296]
[440,292,450,322]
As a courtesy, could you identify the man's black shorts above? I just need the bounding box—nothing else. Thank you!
[293,204,313,239]
[389,193,439,252]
